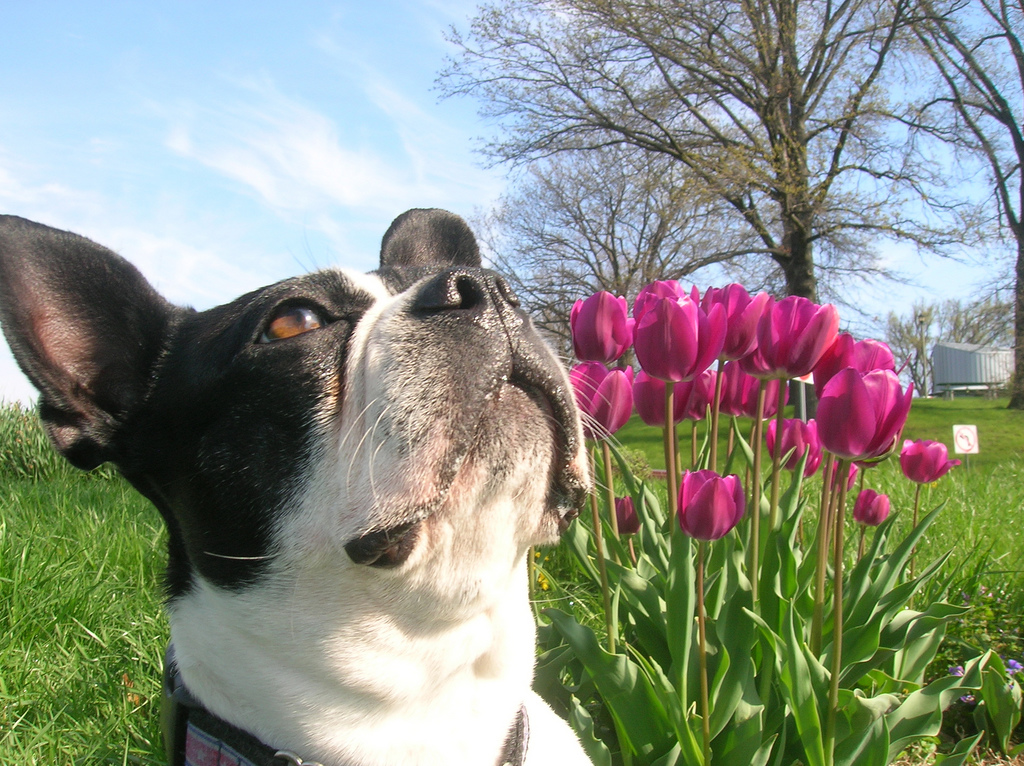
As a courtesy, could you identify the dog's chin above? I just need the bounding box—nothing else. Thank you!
[343,379,585,570]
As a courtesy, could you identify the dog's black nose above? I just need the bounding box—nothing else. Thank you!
[413,268,520,314]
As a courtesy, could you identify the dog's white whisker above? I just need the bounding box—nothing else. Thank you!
[202,551,277,561]
[345,405,390,493]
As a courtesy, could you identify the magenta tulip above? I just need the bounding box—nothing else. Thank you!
[633,291,726,382]
[740,296,840,380]
[766,418,823,477]
[853,489,891,526]
[701,285,771,361]
[813,333,896,398]
[817,368,913,461]
[632,280,692,323]
[632,369,687,426]
[831,461,859,492]
[570,291,634,364]
[718,361,789,418]
[678,470,745,540]
[899,440,961,484]
[679,369,718,421]
[569,362,635,440]
[616,496,641,535]
[717,360,749,417]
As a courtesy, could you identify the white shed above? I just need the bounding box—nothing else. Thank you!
[931,341,1013,395]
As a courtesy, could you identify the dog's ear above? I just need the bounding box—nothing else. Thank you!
[0,216,176,469]
[379,208,481,269]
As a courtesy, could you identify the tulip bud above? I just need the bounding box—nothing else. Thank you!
[766,418,823,477]
[633,292,726,383]
[718,361,789,419]
[852,489,890,526]
[741,296,839,380]
[678,369,717,422]
[615,496,641,535]
[678,470,745,540]
[570,291,634,364]
[569,362,634,440]
[817,368,913,461]
[899,439,960,484]
[813,333,896,399]
[632,369,687,426]
[701,285,771,362]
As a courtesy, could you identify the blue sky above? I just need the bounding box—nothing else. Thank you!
[0,1,1001,403]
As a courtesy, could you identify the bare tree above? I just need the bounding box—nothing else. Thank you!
[441,0,962,303]
[911,0,1024,407]
[476,147,754,346]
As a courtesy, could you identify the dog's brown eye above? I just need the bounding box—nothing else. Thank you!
[260,306,323,342]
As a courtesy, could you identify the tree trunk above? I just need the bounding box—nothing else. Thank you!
[1007,236,1024,409]
[780,213,818,302]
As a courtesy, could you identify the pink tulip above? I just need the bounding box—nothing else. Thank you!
[766,418,823,477]
[718,361,789,419]
[632,369,687,426]
[853,489,891,526]
[678,369,718,422]
[678,470,745,540]
[717,360,749,417]
[831,460,859,491]
[569,362,635,440]
[616,496,641,535]
[570,291,634,364]
[759,378,790,419]
[813,333,896,398]
[633,291,726,382]
[817,368,913,461]
[632,280,692,323]
[701,285,771,361]
[740,296,840,380]
[899,440,960,484]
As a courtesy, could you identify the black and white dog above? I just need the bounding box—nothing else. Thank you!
[0,210,592,766]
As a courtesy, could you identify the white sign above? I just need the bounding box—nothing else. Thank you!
[952,424,979,455]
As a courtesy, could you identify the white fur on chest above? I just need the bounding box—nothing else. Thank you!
[170,557,536,766]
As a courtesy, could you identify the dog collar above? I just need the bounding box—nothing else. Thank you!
[162,644,530,766]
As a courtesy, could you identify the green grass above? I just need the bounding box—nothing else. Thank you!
[0,472,168,765]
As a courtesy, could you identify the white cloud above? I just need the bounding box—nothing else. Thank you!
[164,82,451,218]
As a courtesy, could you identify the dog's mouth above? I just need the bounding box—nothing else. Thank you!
[343,365,586,569]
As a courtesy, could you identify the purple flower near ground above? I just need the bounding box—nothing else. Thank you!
[949,665,965,677]
[1007,659,1023,675]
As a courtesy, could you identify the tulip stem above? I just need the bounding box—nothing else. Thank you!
[710,360,724,472]
[768,380,787,531]
[748,381,767,604]
[691,422,698,468]
[811,452,836,656]
[696,540,712,766]
[589,489,616,654]
[909,482,922,584]
[665,382,679,523]
[824,458,851,766]
[601,441,622,566]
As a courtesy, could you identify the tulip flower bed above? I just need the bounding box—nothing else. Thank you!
[538,284,1024,766]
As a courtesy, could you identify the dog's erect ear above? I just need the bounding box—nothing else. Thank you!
[0,216,175,469]
[379,208,481,269]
